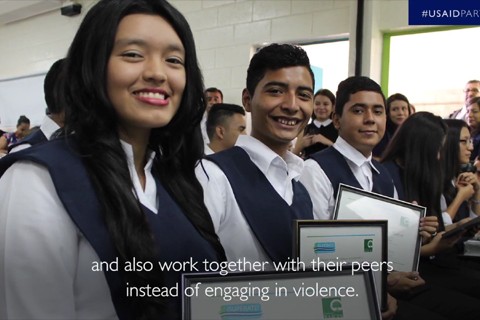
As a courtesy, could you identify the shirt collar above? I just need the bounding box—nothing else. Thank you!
[41,116,61,140]
[204,144,214,155]
[236,135,304,180]
[313,119,332,128]
[333,136,379,174]
[120,140,155,171]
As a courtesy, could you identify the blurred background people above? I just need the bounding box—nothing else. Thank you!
[205,103,246,154]
[293,89,338,158]
[449,80,480,120]
[442,119,480,225]
[201,87,224,144]
[373,93,411,159]
[467,96,480,162]
[0,115,30,155]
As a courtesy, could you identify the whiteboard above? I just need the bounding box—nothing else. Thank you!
[0,73,47,131]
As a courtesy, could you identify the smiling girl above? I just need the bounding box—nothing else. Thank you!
[0,1,224,319]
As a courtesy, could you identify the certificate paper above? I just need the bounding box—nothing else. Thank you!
[293,220,388,311]
[182,269,381,320]
[334,184,425,272]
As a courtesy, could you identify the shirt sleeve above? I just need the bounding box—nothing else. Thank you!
[299,159,335,220]
[0,161,78,319]
[195,159,229,232]
[440,194,453,226]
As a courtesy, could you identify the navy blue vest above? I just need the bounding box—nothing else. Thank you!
[205,146,313,263]
[309,147,394,199]
[7,129,48,152]
[0,138,219,320]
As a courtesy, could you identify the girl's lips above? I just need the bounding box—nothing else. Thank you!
[133,89,170,106]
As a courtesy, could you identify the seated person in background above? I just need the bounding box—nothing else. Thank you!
[0,115,30,154]
[205,103,246,154]
[196,43,314,264]
[442,119,480,225]
[293,88,338,158]
[9,59,65,152]
[466,96,480,161]
[373,93,411,159]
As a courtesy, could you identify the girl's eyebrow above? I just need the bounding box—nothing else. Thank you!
[114,38,185,54]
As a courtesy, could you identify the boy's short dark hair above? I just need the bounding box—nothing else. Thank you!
[246,43,314,95]
[44,59,65,115]
[335,76,386,115]
[206,103,246,139]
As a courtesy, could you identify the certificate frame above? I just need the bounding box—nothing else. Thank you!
[293,219,388,311]
[334,183,426,272]
[182,267,381,320]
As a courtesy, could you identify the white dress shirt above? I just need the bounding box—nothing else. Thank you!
[204,144,214,155]
[455,105,467,120]
[195,135,304,264]
[0,141,157,319]
[200,113,210,145]
[300,136,397,220]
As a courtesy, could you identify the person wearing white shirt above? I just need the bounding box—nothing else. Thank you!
[300,77,397,220]
[205,103,246,154]
[196,44,315,264]
[0,1,224,319]
[298,76,461,320]
[302,136,393,220]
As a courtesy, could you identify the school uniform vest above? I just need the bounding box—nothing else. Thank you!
[205,146,313,263]
[7,129,48,152]
[309,147,394,199]
[0,138,220,320]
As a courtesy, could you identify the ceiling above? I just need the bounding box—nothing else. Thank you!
[0,0,64,25]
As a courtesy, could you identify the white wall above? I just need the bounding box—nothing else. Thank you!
[0,0,416,127]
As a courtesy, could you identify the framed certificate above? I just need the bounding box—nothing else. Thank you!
[334,184,426,272]
[293,220,388,311]
[182,267,381,320]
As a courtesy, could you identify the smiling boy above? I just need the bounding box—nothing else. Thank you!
[300,76,395,220]
[195,44,314,264]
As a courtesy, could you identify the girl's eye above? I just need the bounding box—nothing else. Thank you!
[166,57,184,65]
[121,52,143,59]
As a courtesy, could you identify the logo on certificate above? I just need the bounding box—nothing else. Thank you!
[364,239,373,252]
[220,304,262,319]
[314,242,336,254]
[322,297,343,318]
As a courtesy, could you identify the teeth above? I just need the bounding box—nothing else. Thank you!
[137,92,165,100]
[277,118,297,126]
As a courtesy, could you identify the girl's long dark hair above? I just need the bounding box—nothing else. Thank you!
[442,119,469,204]
[382,112,447,224]
[58,0,224,317]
